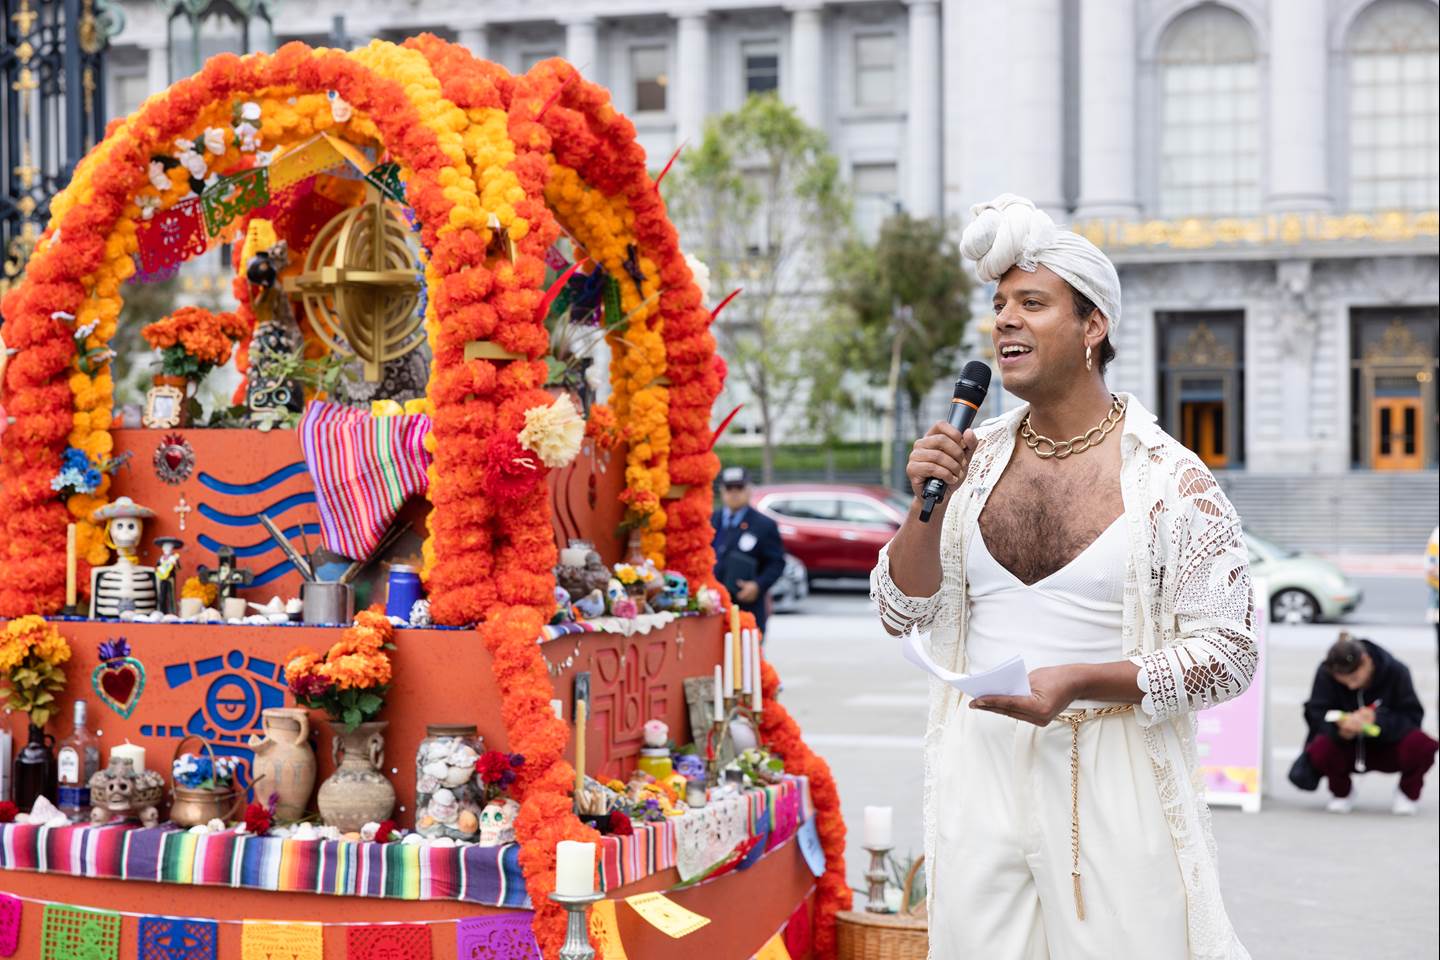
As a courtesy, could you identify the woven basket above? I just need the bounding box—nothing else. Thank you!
[836,855,928,960]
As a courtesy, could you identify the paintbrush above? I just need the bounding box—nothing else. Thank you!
[258,512,315,582]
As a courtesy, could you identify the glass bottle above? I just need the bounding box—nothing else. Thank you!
[415,724,484,841]
[57,700,101,821]
[14,722,58,813]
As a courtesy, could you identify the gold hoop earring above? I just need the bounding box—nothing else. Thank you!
[1085,344,1093,372]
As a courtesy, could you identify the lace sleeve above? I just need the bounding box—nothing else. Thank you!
[870,542,942,636]
[1132,461,1258,725]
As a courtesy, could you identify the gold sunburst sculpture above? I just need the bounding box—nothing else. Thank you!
[285,185,424,381]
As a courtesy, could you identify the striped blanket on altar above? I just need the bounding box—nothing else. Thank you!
[298,402,432,560]
[0,823,527,907]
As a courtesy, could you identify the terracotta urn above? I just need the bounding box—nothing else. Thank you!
[317,720,395,832]
[248,708,316,821]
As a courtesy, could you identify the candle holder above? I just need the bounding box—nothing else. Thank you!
[863,845,893,913]
[549,891,604,960]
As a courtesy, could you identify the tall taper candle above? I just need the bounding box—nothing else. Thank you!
[723,631,735,695]
[751,633,763,711]
[574,699,588,798]
[713,666,724,722]
[741,631,752,694]
[65,523,77,609]
[730,604,742,686]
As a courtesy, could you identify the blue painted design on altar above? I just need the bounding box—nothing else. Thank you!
[197,524,320,559]
[197,461,309,495]
[197,492,316,527]
[144,648,288,789]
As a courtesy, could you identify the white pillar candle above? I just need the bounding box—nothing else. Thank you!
[555,840,596,896]
[111,741,146,775]
[740,632,752,694]
[712,666,724,723]
[864,806,893,848]
[551,699,565,720]
[722,632,735,696]
[560,547,588,567]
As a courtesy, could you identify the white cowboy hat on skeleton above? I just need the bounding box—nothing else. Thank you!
[91,496,157,523]
[959,193,1121,333]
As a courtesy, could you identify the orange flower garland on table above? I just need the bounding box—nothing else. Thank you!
[750,612,853,959]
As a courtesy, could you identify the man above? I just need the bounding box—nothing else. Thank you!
[1302,633,1437,815]
[871,194,1254,959]
[712,465,786,635]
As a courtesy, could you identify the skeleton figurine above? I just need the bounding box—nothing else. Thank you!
[243,239,305,427]
[89,498,159,619]
[477,798,520,846]
[154,536,184,616]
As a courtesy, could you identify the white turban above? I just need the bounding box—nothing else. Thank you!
[959,193,1121,332]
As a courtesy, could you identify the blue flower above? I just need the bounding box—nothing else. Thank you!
[80,468,103,492]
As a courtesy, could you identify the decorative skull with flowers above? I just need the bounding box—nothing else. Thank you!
[477,798,520,846]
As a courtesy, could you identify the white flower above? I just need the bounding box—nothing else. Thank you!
[203,126,229,155]
[240,101,261,122]
[517,394,585,469]
[684,252,710,303]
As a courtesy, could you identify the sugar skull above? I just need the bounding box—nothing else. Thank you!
[478,798,520,846]
[605,578,626,611]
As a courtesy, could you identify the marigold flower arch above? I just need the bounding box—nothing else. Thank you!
[0,36,850,958]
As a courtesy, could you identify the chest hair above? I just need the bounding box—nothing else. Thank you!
[978,448,1125,585]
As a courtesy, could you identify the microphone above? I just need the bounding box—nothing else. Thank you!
[918,361,992,523]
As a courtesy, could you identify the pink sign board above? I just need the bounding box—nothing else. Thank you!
[1194,578,1269,812]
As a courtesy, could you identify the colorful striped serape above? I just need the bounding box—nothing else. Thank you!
[298,402,432,560]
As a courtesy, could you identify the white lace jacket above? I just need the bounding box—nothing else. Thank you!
[871,393,1255,960]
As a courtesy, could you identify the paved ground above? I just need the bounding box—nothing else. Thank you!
[764,574,1439,959]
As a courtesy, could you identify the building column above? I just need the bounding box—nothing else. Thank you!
[674,10,711,147]
[787,2,825,130]
[948,0,1064,220]
[458,26,489,62]
[564,16,600,73]
[1267,0,1330,211]
[905,0,943,218]
[144,41,168,92]
[1075,0,1139,219]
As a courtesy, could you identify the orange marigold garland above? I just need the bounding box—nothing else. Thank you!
[752,611,853,959]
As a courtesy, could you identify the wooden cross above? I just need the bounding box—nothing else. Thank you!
[197,546,254,601]
[173,494,192,531]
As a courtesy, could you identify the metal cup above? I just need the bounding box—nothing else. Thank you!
[302,581,354,625]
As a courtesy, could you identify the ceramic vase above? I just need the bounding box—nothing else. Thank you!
[317,720,395,832]
[248,708,316,821]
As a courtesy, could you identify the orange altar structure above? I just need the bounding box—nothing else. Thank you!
[0,37,849,960]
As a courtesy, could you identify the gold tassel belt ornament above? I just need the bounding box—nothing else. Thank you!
[1055,704,1135,921]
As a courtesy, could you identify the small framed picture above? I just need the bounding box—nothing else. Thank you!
[143,384,184,429]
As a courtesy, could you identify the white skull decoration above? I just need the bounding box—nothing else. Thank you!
[478,798,520,846]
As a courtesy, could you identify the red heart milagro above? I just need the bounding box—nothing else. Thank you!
[100,663,138,705]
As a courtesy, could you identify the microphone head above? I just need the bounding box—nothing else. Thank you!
[953,361,991,405]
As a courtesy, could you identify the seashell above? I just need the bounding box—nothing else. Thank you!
[206,818,226,833]
[440,765,475,788]
[293,822,318,841]
[417,815,436,830]
[422,760,449,780]
[401,833,425,846]
[450,745,479,768]
[458,809,479,834]
[343,832,362,842]
[417,774,440,794]
[361,821,381,842]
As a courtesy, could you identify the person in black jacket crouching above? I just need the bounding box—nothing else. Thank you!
[1300,633,1438,815]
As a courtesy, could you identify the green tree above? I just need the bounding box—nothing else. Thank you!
[825,212,972,475]
[668,94,850,482]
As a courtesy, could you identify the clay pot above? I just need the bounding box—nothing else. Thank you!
[248,708,316,822]
[317,720,395,832]
[170,785,243,827]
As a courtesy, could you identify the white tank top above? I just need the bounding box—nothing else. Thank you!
[966,516,1127,707]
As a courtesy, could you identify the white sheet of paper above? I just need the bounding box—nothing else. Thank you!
[901,629,1032,698]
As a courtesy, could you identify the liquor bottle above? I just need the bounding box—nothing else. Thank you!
[57,700,101,821]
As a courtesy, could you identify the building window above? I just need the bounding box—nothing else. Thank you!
[632,45,668,112]
[1347,0,1440,211]
[854,32,896,108]
[520,48,559,72]
[110,72,149,120]
[743,40,780,97]
[853,162,899,240]
[1156,5,1261,217]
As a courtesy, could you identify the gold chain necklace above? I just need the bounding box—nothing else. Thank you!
[1020,395,1126,459]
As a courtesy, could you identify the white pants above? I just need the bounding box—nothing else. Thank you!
[931,699,1189,959]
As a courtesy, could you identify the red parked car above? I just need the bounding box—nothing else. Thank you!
[751,484,910,580]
